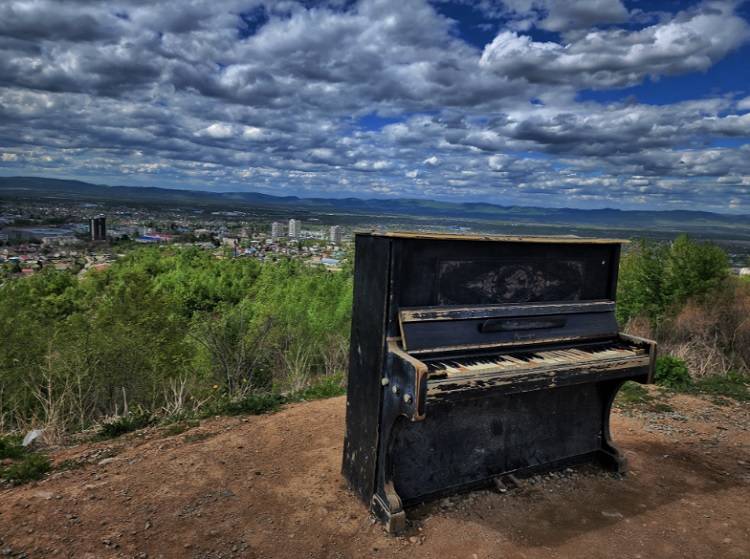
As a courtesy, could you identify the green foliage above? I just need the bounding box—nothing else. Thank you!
[292,372,346,401]
[615,382,674,412]
[617,235,729,325]
[97,409,154,439]
[615,381,652,407]
[0,435,25,460]
[163,419,201,437]
[691,372,749,402]
[0,246,352,435]
[654,356,692,389]
[202,392,285,417]
[1,452,51,484]
[0,435,51,485]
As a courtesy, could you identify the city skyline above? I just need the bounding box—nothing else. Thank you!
[1,1,749,212]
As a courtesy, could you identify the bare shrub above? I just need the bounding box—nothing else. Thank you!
[623,315,654,339]
[278,345,312,393]
[659,280,750,378]
[192,314,274,397]
[160,376,212,418]
[321,333,349,378]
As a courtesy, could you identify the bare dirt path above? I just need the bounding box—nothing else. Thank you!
[1,393,748,559]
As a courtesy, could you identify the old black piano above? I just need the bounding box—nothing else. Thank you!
[342,232,656,532]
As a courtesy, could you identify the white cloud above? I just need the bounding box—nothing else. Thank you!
[0,0,748,211]
[198,123,235,139]
[480,1,750,89]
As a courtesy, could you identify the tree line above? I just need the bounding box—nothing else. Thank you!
[0,247,352,437]
[0,235,746,438]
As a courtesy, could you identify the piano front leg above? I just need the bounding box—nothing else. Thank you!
[597,378,629,474]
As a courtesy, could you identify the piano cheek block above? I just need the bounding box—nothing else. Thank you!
[385,343,428,422]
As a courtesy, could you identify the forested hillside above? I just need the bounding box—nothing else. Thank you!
[0,236,748,446]
[0,247,352,439]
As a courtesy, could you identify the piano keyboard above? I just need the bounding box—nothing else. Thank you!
[425,343,646,380]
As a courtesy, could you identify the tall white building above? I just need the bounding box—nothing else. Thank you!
[288,218,300,238]
[329,225,342,245]
[271,221,283,240]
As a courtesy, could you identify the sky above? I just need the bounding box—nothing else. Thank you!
[1,0,750,212]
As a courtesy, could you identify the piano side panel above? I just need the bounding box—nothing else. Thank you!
[390,382,609,504]
[342,234,392,503]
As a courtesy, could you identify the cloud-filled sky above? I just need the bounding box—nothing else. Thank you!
[1,0,749,211]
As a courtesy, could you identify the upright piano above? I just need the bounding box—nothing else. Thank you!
[342,232,656,532]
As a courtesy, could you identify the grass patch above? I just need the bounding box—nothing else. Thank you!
[0,435,25,460]
[0,435,51,485]
[615,381,653,407]
[1,453,52,484]
[202,392,285,418]
[291,373,346,401]
[690,372,749,402]
[97,409,154,440]
[56,458,85,471]
[184,431,214,444]
[614,382,674,413]
[163,419,200,437]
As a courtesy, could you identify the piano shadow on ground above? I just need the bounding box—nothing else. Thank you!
[406,435,747,549]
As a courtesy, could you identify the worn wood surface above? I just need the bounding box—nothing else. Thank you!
[341,235,391,503]
[362,231,628,244]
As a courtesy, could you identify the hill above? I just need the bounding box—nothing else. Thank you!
[0,394,748,558]
[2,175,749,234]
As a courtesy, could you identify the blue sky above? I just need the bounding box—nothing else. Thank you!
[1,0,749,212]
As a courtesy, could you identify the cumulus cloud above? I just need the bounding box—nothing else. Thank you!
[0,0,748,211]
[480,1,750,89]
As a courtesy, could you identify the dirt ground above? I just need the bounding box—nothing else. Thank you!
[1,391,748,559]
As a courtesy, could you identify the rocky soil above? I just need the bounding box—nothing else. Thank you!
[0,391,748,558]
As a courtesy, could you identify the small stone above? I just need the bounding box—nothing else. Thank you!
[408,536,419,544]
[98,457,117,466]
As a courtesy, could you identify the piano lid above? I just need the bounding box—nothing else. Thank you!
[357,231,629,244]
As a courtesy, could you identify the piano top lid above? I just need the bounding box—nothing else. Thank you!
[357,231,629,244]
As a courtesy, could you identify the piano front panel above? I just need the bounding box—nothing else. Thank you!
[390,382,608,504]
[393,239,619,313]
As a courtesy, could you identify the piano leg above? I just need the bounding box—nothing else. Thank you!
[372,414,408,534]
[596,379,628,474]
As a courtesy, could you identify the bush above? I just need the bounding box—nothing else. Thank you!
[654,356,692,389]
[692,372,749,402]
[0,435,25,460]
[617,235,729,326]
[0,435,51,485]
[97,409,154,439]
[293,373,346,401]
[1,452,51,484]
[0,246,352,437]
[202,392,285,417]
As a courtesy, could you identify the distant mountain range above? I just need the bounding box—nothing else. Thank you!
[2,175,749,233]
